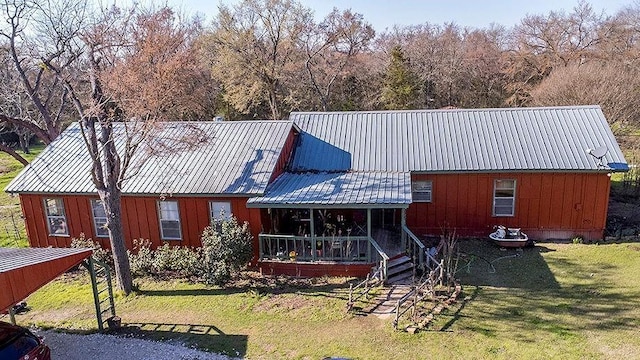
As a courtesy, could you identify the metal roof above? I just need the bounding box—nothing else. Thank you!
[247,171,412,208]
[6,121,293,195]
[289,105,628,173]
[0,247,92,272]
[0,247,92,312]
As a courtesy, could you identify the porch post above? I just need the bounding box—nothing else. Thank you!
[367,208,372,262]
[310,208,316,261]
[401,208,407,250]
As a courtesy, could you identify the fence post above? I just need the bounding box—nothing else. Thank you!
[364,273,370,299]
[439,259,444,287]
[348,283,353,311]
[394,300,400,329]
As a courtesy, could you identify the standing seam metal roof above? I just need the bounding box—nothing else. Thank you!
[5,121,294,195]
[247,171,412,207]
[289,105,628,173]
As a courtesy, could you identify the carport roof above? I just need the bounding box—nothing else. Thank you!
[0,247,92,312]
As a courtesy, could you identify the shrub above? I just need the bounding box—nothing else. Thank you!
[201,216,253,286]
[128,239,154,276]
[128,239,203,278]
[70,233,112,266]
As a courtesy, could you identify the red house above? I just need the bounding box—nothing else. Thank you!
[5,106,628,279]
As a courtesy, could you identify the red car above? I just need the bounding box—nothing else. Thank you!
[0,321,51,360]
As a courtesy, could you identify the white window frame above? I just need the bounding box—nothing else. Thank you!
[493,179,516,217]
[91,199,109,238]
[209,201,232,222]
[44,198,69,236]
[412,180,433,202]
[157,200,182,240]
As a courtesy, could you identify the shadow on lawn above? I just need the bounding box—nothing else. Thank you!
[457,240,561,290]
[138,277,351,301]
[455,239,640,336]
[118,322,248,358]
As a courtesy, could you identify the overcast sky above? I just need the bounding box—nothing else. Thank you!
[159,0,634,30]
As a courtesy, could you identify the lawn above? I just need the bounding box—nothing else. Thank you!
[0,145,43,247]
[9,239,640,359]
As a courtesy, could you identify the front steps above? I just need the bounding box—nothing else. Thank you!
[386,255,414,284]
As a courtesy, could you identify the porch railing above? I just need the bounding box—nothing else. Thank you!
[402,225,425,271]
[259,234,373,262]
[401,226,441,273]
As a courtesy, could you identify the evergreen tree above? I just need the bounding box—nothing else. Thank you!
[381,46,421,110]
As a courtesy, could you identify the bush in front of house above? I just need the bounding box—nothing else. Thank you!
[70,233,113,267]
[201,216,253,286]
[128,239,204,278]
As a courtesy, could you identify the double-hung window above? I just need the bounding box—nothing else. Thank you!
[412,180,433,202]
[209,201,232,222]
[158,200,182,240]
[44,198,68,236]
[91,199,109,237]
[493,179,516,216]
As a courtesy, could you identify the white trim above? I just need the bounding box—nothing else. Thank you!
[411,180,432,202]
[493,179,516,217]
[43,198,69,236]
[90,199,109,238]
[157,200,182,240]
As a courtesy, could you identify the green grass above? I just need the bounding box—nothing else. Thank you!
[8,240,640,359]
[0,145,43,247]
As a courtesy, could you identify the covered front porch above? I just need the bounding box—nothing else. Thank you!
[255,207,406,277]
[246,171,427,278]
[258,208,403,261]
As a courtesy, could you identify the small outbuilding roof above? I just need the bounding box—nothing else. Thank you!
[0,247,92,312]
[247,171,412,208]
[289,105,628,173]
[6,121,294,195]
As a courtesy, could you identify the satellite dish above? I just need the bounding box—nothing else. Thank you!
[586,145,608,167]
[587,146,608,158]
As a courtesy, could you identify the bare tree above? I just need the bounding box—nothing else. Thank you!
[530,61,640,132]
[207,0,312,120]
[300,8,374,111]
[0,0,86,164]
[1,2,210,294]
[504,1,606,105]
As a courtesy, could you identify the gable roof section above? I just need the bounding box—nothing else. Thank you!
[247,171,412,208]
[289,105,628,173]
[6,121,294,195]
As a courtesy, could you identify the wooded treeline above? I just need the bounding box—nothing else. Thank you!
[2,0,639,162]
[202,0,640,133]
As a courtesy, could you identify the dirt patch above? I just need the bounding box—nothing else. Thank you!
[252,294,312,313]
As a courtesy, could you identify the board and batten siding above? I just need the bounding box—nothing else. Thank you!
[269,127,298,183]
[19,194,263,260]
[407,172,611,240]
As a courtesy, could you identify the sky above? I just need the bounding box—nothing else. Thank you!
[162,0,635,30]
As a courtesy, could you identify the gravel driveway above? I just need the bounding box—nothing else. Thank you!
[39,330,237,360]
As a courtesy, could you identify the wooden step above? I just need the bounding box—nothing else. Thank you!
[387,262,413,277]
[387,271,413,284]
[387,255,411,269]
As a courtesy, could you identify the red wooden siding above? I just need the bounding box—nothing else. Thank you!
[268,128,298,183]
[407,172,611,240]
[20,194,262,259]
[0,249,92,312]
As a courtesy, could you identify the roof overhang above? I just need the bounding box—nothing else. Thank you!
[0,247,92,313]
[247,171,412,209]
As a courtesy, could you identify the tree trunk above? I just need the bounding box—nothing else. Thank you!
[19,134,30,154]
[0,143,28,165]
[99,188,133,295]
